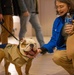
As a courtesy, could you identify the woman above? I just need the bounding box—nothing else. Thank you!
[38,0,74,75]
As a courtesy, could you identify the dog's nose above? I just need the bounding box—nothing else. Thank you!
[30,44,34,48]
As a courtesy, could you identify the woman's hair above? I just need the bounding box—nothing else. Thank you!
[55,0,74,14]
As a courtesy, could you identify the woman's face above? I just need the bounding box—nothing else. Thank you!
[55,1,70,16]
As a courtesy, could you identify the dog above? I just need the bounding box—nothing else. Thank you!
[0,38,37,75]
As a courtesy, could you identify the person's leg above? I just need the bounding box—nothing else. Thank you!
[30,13,45,47]
[0,35,1,42]
[52,50,74,75]
[0,25,2,42]
[19,15,30,40]
[8,16,13,37]
[1,15,12,44]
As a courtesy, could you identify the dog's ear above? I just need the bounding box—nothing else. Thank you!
[22,40,26,45]
[19,39,26,44]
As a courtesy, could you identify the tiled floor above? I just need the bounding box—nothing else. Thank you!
[0,37,69,75]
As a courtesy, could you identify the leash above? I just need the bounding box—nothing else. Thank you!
[0,20,19,41]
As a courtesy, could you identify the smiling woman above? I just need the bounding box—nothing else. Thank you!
[37,0,74,74]
[55,0,74,16]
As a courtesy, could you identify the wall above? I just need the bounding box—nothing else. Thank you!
[36,0,56,36]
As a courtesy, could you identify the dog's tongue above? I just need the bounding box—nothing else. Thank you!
[24,51,29,55]
[25,49,36,56]
[24,49,37,58]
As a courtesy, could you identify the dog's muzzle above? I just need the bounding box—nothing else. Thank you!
[19,38,37,57]
[30,44,34,48]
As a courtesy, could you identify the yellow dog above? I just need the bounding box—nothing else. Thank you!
[0,38,37,75]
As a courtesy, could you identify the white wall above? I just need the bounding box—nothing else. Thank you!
[37,0,56,36]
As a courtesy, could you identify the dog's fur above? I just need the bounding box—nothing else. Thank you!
[0,38,37,75]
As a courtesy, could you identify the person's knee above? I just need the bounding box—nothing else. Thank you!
[52,52,62,65]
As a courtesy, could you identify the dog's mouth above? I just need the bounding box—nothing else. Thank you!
[24,49,34,56]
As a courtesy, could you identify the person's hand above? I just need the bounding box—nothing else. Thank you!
[37,48,42,53]
[23,11,30,17]
[0,14,3,22]
[64,24,74,35]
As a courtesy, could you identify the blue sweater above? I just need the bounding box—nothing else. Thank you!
[42,16,66,53]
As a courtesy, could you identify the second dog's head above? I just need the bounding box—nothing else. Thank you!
[19,38,37,56]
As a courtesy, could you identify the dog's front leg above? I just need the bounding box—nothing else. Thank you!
[15,65,22,75]
[0,49,5,62]
[25,59,33,75]
[4,59,11,75]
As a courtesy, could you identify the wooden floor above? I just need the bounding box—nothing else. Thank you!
[0,37,69,75]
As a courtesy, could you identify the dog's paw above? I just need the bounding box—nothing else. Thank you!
[25,74,29,75]
[23,73,29,75]
[6,72,11,75]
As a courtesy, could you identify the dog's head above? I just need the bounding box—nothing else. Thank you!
[19,38,37,56]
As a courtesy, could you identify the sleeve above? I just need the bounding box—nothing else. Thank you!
[0,44,7,48]
[0,0,2,14]
[17,0,28,13]
[41,19,58,53]
[35,0,39,14]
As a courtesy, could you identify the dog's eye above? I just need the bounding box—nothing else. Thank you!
[22,43,28,45]
[34,43,37,45]
[21,44,28,48]
[24,44,28,45]
[21,45,25,48]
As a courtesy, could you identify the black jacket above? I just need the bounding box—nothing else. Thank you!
[0,0,20,15]
[12,0,20,15]
[0,0,13,15]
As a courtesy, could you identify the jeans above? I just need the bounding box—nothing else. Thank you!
[19,13,45,47]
